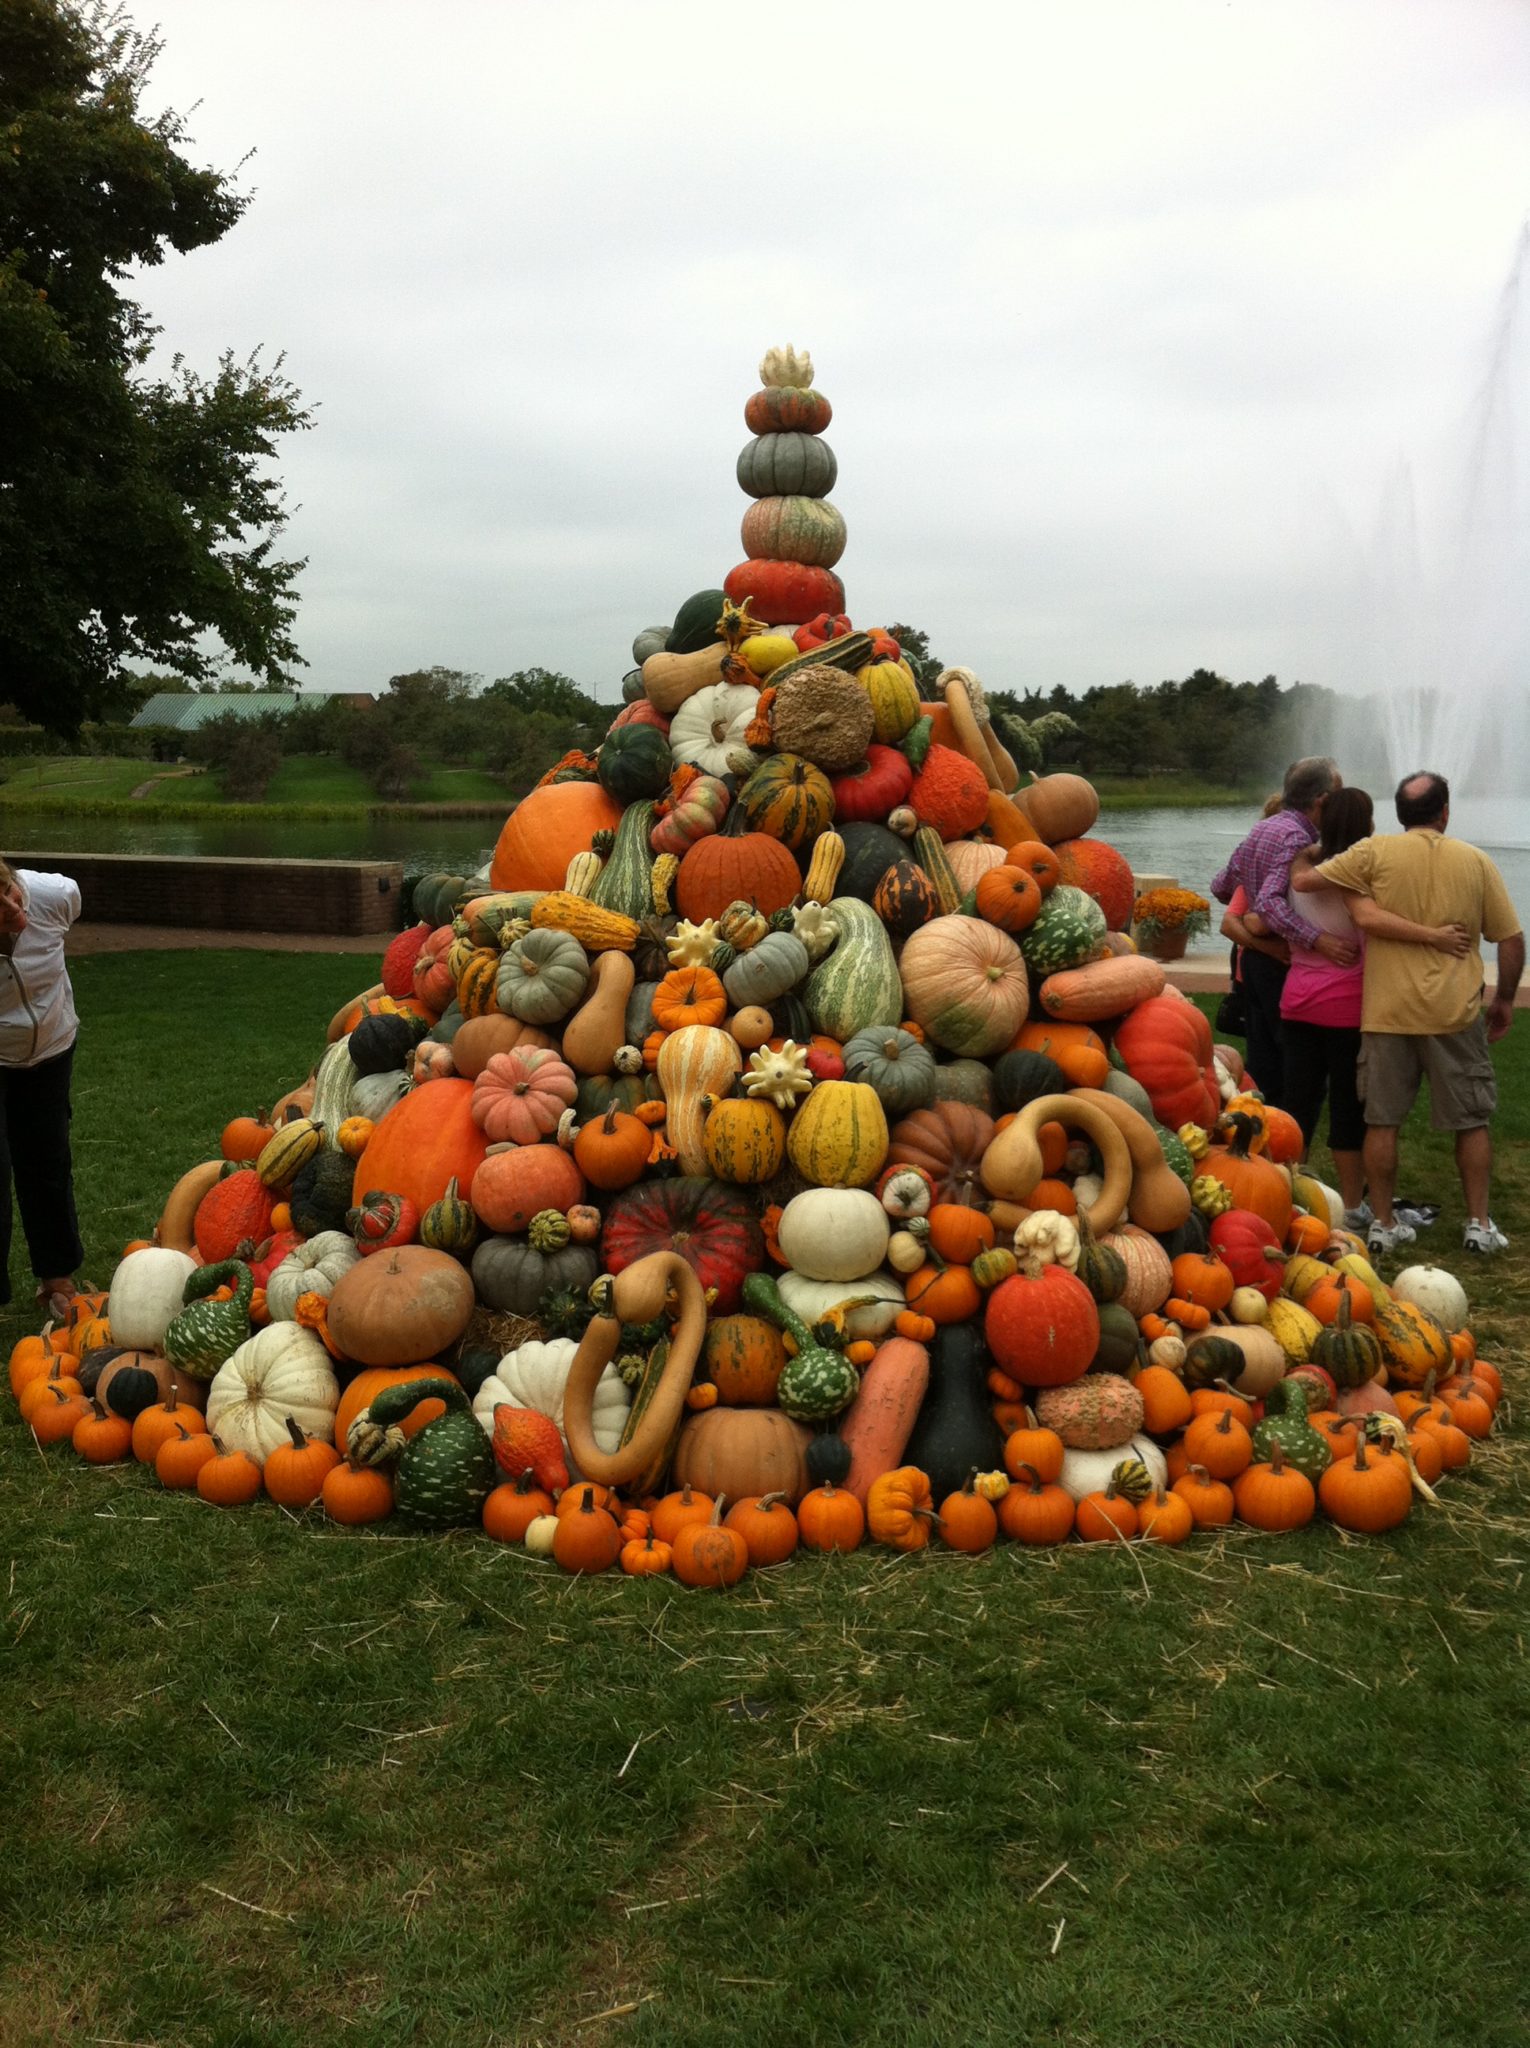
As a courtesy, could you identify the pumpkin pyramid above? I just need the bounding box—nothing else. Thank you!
[16,343,1491,1562]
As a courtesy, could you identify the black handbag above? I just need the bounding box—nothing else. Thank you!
[1215,947,1248,1036]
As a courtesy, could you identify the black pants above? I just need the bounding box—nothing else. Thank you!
[1282,1020,1365,1153]
[1239,950,1289,1109]
[0,1042,84,1305]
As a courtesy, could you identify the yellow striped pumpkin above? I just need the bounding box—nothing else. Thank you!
[786,1080,889,1189]
[702,1097,786,1184]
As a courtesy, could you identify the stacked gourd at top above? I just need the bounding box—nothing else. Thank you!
[725,344,846,628]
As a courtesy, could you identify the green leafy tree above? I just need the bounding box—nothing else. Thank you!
[485,668,603,722]
[0,0,310,734]
[885,624,943,693]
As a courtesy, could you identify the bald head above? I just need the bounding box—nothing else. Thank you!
[1395,772,1449,830]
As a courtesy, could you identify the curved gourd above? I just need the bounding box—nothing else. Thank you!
[157,1161,225,1255]
[562,1254,707,1487]
[980,1093,1133,1237]
[1070,1087,1192,1234]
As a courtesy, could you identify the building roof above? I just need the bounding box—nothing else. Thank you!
[130,691,374,730]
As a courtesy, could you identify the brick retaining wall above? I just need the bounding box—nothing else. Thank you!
[12,853,404,935]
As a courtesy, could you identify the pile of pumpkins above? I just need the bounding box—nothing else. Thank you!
[6,346,1504,1580]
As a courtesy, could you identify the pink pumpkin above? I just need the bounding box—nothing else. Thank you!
[471,1049,579,1145]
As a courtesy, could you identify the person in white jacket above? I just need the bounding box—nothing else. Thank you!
[0,862,86,1319]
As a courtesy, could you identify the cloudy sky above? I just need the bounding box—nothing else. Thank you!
[133,0,1530,708]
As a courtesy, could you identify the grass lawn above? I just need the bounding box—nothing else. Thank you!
[1,959,1526,2047]
[0,754,511,815]
[1093,775,1266,809]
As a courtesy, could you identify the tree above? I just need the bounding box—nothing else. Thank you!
[0,0,310,734]
[885,624,943,693]
[485,668,603,722]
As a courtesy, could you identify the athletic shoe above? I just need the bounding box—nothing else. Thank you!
[1463,1219,1509,1256]
[1367,1219,1417,1256]
[1342,1204,1374,1232]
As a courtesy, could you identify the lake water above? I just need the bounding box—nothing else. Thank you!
[10,800,1526,948]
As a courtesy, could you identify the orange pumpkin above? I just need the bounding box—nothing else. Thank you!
[490,782,624,893]
[334,1365,463,1445]
[351,1078,489,1218]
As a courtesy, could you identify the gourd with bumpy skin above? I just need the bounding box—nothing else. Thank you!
[163,1260,254,1382]
[742,1274,860,1422]
[470,1337,630,1458]
[352,1376,497,1528]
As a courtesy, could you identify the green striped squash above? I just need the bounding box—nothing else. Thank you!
[803,898,903,1041]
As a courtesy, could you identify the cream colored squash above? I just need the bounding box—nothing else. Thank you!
[667,680,760,778]
[106,1247,197,1351]
[777,1268,905,1341]
[776,1188,890,1283]
[470,1336,630,1458]
[205,1324,340,1467]
[266,1231,361,1322]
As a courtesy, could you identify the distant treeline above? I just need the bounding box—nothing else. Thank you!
[1,655,1345,800]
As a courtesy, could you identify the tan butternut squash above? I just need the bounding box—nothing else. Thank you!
[981,1093,1133,1236]
[1039,955,1167,1022]
[563,1254,707,1488]
[656,1024,742,1175]
[561,951,636,1077]
[641,642,728,716]
[1071,1086,1192,1234]
[157,1160,225,1254]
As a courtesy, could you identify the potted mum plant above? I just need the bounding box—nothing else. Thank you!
[1132,886,1210,961]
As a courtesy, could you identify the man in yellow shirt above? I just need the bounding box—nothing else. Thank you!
[1307,772,1524,1257]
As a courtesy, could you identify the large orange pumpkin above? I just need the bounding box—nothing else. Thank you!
[351,1078,489,1216]
[675,834,801,922]
[1051,838,1135,931]
[490,782,624,893]
[470,1146,585,1235]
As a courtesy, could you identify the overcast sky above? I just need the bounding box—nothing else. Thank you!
[132,0,1530,707]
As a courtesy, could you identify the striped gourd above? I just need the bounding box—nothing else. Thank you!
[912,827,962,914]
[256,1117,325,1189]
[531,891,640,954]
[564,851,604,898]
[767,631,876,685]
[803,829,845,904]
[786,1078,889,1189]
[616,1338,682,1500]
[857,657,920,743]
[802,898,903,1041]
[736,753,834,850]
[310,1040,358,1145]
[419,1176,478,1256]
[590,801,658,919]
[445,933,477,983]
[456,948,502,1017]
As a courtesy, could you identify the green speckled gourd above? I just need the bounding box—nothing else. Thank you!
[1156,1125,1195,1186]
[348,1376,495,1528]
[590,800,659,918]
[802,897,903,1041]
[742,1273,859,1422]
[1252,1377,1332,1481]
[163,1260,255,1382]
[1019,885,1107,975]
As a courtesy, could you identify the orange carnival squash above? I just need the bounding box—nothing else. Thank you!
[1050,838,1135,931]
[490,782,624,893]
[675,833,801,922]
[351,1078,489,1217]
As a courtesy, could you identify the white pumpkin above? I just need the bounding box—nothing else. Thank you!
[106,1247,197,1351]
[1058,1434,1167,1504]
[1391,1265,1470,1334]
[348,1068,411,1121]
[776,1188,889,1283]
[777,1268,904,1341]
[470,1337,630,1460]
[667,680,760,778]
[266,1231,361,1322]
[205,1324,340,1467]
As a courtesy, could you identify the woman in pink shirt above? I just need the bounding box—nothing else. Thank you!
[1246,790,1463,1220]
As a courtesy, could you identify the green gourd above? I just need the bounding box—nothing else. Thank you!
[1252,1377,1333,1480]
[1311,1291,1385,1390]
[742,1274,859,1422]
[349,1376,495,1528]
[841,1026,938,1117]
[1089,1301,1141,1375]
[802,898,903,1042]
[590,801,659,918]
[1020,886,1107,975]
[163,1260,255,1382]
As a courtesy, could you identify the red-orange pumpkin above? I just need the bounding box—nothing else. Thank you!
[351,1078,489,1217]
[675,834,802,922]
[470,1145,585,1235]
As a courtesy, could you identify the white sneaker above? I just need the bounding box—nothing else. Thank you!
[1368,1219,1417,1256]
[1463,1219,1509,1255]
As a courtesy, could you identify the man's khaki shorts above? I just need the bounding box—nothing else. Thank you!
[1358,1017,1497,1131]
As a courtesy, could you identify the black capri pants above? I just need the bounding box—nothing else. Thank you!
[1280,1020,1365,1153]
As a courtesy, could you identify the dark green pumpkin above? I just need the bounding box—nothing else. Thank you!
[1181,1332,1247,1390]
[348,1011,426,1076]
[1311,1294,1384,1390]
[451,1346,502,1399]
[1074,1212,1127,1305]
[1154,1211,1210,1260]
[668,589,727,654]
[470,1236,598,1319]
[1089,1301,1140,1375]
[288,1150,358,1237]
[598,724,673,803]
[901,1324,1003,1506]
[871,859,938,940]
[735,753,834,850]
[836,822,910,903]
[805,1430,852,1486]
[992,1049,1068,1113]
[576,1071,663,1120]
